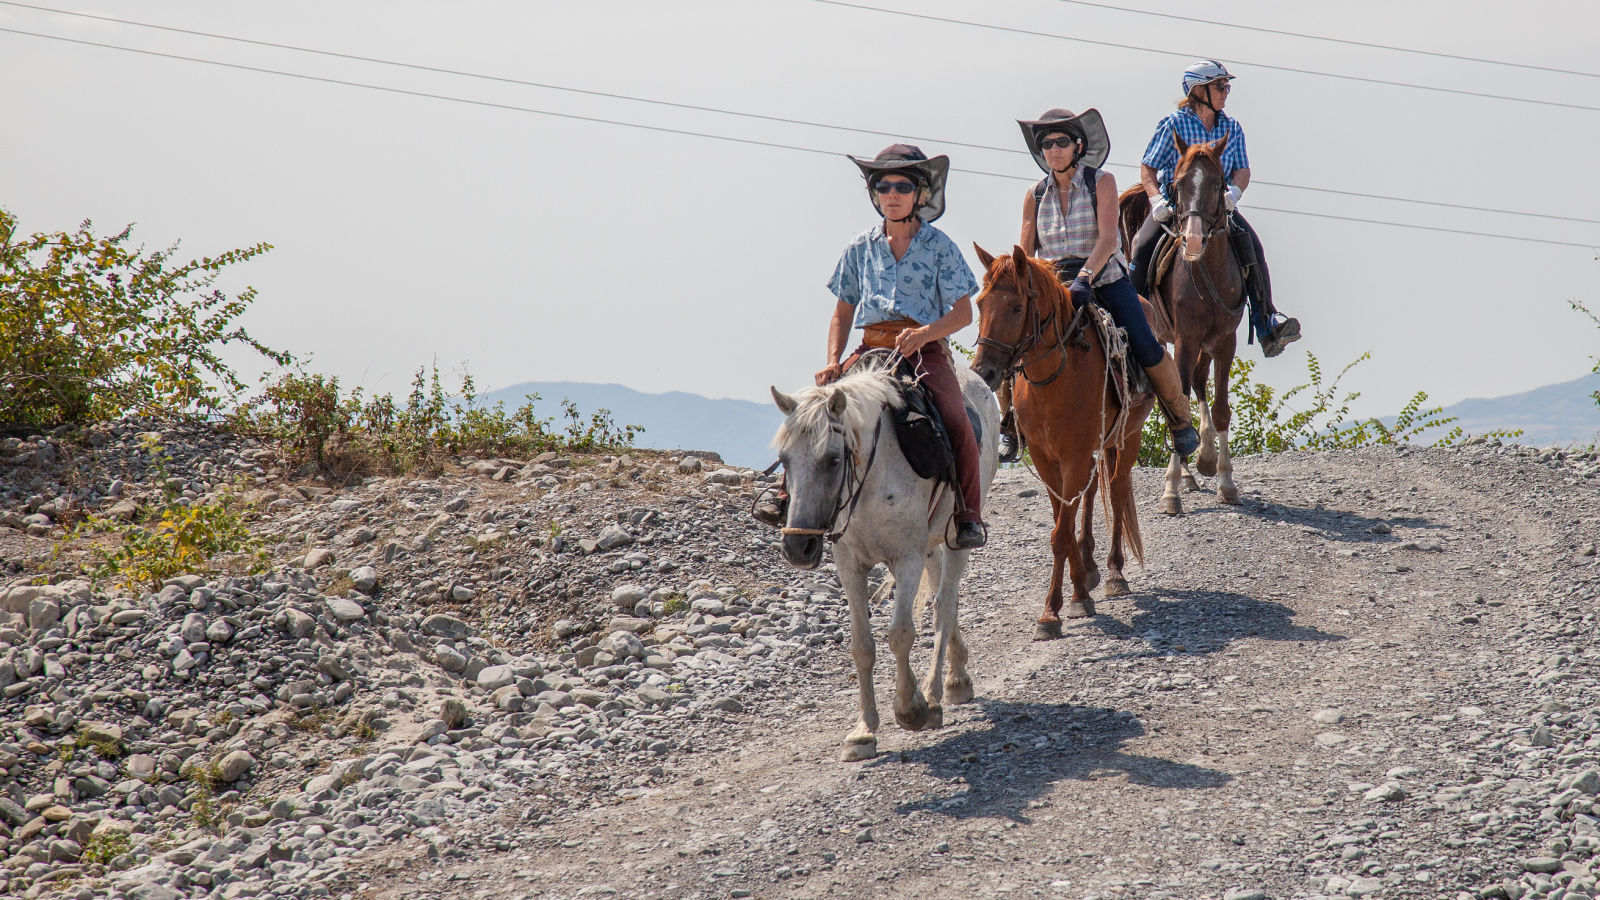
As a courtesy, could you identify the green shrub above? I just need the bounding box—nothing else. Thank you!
[70,441,268,588]
[82,831,132,865]
[1137,351,1519,466]
[0,209,287,426]
[234,362,640,475]
[1573,300,1600,410]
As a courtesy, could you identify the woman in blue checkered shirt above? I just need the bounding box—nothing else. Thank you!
[1127,60,1302,358]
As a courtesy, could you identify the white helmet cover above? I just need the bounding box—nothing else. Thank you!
[1181,59,1234,96]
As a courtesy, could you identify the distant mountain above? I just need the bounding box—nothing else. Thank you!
[1382,371,1600,447]
[479,382,785,469]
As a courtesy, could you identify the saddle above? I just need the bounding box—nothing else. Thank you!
[845,348,982,490]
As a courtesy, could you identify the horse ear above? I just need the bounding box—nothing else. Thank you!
[974,243,996,270]
[1173,132,1189,155]
[827,389,848,418]
[1211,134,1229,156]
[1010,245,1031,288]
[771,386,798,415]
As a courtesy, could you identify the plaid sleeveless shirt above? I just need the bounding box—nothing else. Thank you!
[1035,166,1127,287]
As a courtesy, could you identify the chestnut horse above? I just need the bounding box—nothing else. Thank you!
[971,246,1154,638]
[1119,135,1247,514]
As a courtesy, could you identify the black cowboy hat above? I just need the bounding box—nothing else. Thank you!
[1016,108,1110,173]
[847,143,950,223]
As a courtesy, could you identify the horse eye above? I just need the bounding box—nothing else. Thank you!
[1010,303,1024,314]
[824,453,841,468]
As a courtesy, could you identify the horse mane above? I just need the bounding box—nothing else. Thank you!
[987,251,1077,316]
[1173,140,1225,182]
[773,362,902,454]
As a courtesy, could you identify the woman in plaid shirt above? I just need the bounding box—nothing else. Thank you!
[991,108,1198,463]
[1128,60,1302,358]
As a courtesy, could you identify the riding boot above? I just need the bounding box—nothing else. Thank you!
[751,479,788,528]
[1231,218,1301,358]
[996,377,1020,463]
[1129,214,1164,298]
[1143,352,1201,459]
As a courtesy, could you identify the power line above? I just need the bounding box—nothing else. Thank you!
[1047,0,1600,79]
[1,25,1595,252]
[809,0,1600,114]
[7,2,1599,228]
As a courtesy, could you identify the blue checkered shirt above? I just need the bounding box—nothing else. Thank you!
[828,222,979,328]
[1140,108,1250,199]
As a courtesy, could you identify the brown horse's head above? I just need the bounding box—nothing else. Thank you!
[1171,134,1230,262]
[970,244,1070,390]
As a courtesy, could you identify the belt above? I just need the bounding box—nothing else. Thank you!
[861,318,920,350]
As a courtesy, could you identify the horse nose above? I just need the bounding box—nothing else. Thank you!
[782,534,823,569]
[973,358,1002,391]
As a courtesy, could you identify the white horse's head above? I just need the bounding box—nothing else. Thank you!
[769,365,901,569]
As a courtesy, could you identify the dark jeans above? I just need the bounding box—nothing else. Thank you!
[1086,275,1164,368]
[843,341,982,524]
[1129,209,1276,341]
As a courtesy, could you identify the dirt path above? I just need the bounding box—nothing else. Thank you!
[356,445,1600,900]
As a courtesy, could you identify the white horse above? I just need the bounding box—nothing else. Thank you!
[770,356,999,761]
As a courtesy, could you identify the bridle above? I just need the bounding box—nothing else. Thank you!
[779,416,883,543]
[1160,153,1244,315]
[975,266,1091,388]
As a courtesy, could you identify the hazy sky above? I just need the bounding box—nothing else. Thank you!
[4,1,1597,422]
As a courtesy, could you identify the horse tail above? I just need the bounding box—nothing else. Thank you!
[1099,445,1146,567]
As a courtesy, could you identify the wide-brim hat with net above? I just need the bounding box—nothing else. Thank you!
[1016,108,1110,173]
[847,143,950,223]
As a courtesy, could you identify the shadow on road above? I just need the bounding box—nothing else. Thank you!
[1181,494,1446,542]
[890,699,1231,823]
[1076,588,1346,661]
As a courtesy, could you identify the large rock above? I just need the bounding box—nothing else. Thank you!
[611,584,649,609]
[606,631,646,660]
[421,614,469,639]
[596,525,635,551]
[78,721,123,746]
[348,566,378,593]
[26,597,61,631]
[325,596,366,623]
[217,750,256,782]
[283,608,316,639]
[477,665,515,692]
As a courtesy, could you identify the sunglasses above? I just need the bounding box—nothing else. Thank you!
[1212,81,1232,93]
[1039,137,1079,150]
[873,180,918,195]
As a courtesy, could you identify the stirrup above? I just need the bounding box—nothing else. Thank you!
[751,486,787,528]
[953,521,987,550]
[1261,316,1301,359]
[1171,423,1200,459]
[997,431,1020,464]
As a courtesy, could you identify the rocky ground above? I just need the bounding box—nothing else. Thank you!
[1,423,1598,900]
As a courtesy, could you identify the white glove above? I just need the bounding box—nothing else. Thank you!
[1150,197,1175,222]
[1224,185,1242,211]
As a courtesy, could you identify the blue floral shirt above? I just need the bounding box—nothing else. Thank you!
[827,223,979,327]
[1140,107,1250,199]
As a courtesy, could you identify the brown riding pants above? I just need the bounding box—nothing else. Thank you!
[843,329,983,524]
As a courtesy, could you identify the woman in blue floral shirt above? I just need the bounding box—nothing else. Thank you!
[757,144,987,550]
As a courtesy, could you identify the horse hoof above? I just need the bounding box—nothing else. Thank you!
[1104,576,1131,598]
[944,676,975,705]
[1066,599,1096,618]
[1033,619,1063,641]
[1195,454,1218,478]
[1219,485,1241,505]
[1084,565,1101,593]
[840,736,878,762]
[896,698,940,732]
[1160,495,1182,516]
[1181,475,1201,492]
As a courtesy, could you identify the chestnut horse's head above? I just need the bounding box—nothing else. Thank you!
[1170,133,1230,262]
[970,244,1065,391]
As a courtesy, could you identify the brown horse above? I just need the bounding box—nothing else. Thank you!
[970,246,1154,638]
[1119,135,1247,514]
